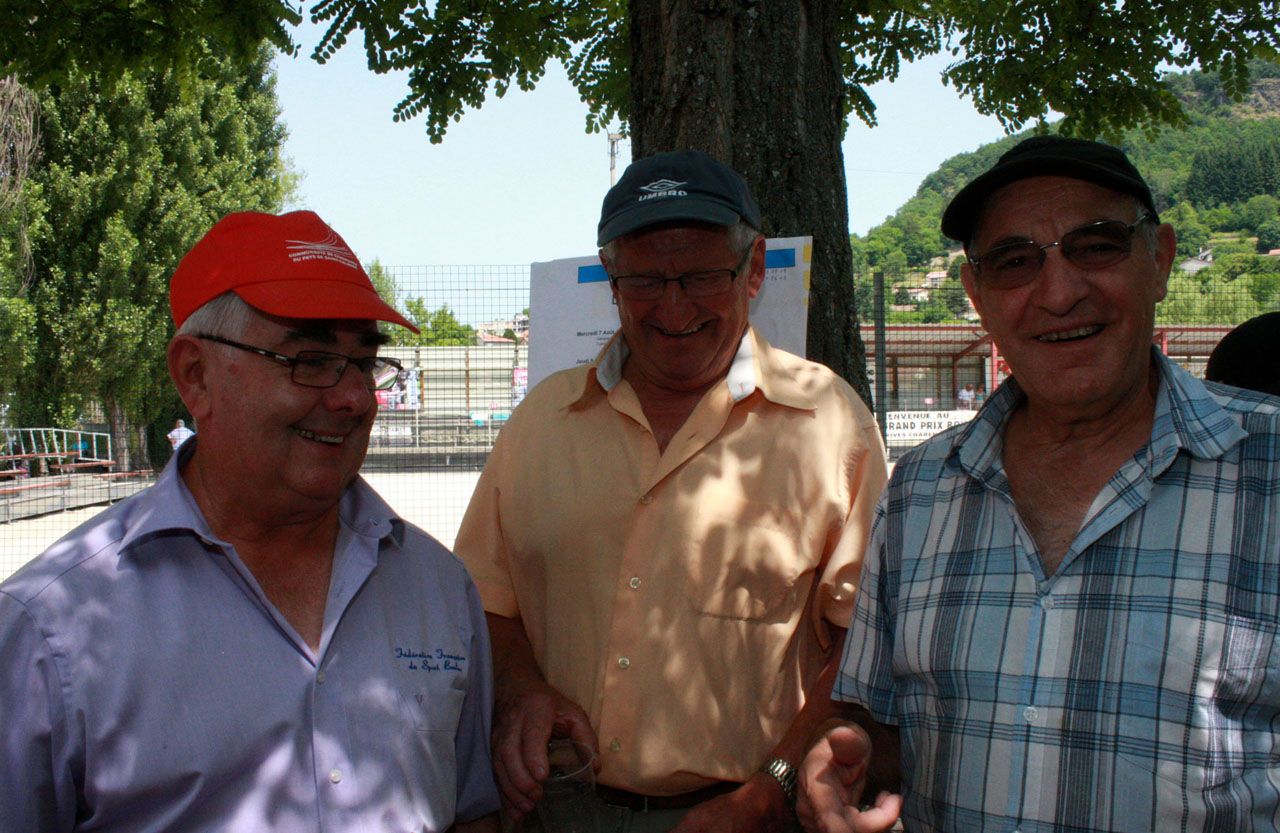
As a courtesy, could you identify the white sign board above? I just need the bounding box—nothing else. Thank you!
[528,237,813,389]
[886,410,977,446]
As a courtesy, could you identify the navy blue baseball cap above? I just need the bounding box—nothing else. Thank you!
[597,150,762,246]
[942,136,1159,245]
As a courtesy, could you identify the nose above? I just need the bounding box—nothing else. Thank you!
[1030,245,1090,314]
[651,277,697,323]
[324,362,375,413]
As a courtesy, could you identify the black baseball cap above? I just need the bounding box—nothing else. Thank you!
[941,136,1159,245]
[597,150,762,246]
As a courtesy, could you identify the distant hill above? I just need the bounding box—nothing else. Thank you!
[857,60,1280,272]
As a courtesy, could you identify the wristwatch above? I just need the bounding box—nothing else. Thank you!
[759,758,798,807]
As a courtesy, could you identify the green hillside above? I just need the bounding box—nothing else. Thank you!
[855,60,1280,325]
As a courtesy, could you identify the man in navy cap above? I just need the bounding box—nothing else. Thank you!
[455,151,888,831]
[798,137,1280,832]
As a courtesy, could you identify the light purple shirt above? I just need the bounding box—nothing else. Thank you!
[0,442,499,832]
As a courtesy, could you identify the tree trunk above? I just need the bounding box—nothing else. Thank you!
[105,397,133,472]
[134,422,152,472]
[628,0,873,407]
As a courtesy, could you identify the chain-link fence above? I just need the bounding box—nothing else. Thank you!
[0,262,1269,580]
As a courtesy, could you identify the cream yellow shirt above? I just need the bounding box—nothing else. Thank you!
[454,328,887,795]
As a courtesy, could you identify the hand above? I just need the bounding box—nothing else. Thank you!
[796,725,901,833]
[491,681,597,818]
[668,774,793,833]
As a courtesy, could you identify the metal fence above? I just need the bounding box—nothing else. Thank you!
[0,261,1269,581]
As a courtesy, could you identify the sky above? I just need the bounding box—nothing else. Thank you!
[271,23,1012,268]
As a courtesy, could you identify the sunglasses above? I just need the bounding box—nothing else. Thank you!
[971,213,1152,289]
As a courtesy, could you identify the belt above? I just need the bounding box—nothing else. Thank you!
[596,781,740,811]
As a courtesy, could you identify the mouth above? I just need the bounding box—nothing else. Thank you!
[654,321,707,337]
[293,427,345,446]
[1037,324,1102,343]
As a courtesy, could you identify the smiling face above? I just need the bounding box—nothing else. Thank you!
[602,224,764,397]
[961,176,1175,418]
[189,309,384,514]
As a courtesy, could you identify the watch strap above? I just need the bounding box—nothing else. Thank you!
[759,757,798,806]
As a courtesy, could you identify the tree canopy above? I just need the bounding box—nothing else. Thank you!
[6,1,1277,143]
[5,1,1278,402]
[0,46,291,466]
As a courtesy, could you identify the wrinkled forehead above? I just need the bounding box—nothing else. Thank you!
[609,221,736,262]
[969,176,1138,249]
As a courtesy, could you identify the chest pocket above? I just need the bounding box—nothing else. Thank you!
[684,506,804,621]
[1122,613,1280,791]
[401,686,466,734]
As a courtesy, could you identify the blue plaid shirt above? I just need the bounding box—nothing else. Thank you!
[837,350,1280,832]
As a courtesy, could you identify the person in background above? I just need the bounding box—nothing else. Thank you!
[0,210,500,832]
[799,136,1280,833]
[1205,310,1280,396]
[455,151,888,832]
[167,417,195,450]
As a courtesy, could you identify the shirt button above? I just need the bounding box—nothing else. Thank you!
[329,768,343,783]
[609,739,622,752]
[1024,706,1039,723]
[1040,596,1055,610]
[317,670,326,684]
[617,657,631,669]
[640,493,654,505]
[629,576,642,590]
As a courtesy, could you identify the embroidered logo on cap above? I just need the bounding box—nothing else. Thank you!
[638,178,689,202]
[285,230,359,269]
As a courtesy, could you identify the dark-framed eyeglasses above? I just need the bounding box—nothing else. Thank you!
[609,243,754,301]
[971,213,1152,289]
[197,334,404,391]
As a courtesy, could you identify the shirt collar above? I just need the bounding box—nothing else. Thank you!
[576,326,818,411]
[117,437,404,554]
[947,346,1249,480]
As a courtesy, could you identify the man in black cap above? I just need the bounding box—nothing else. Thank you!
[455,151,888,831]
[797,136,1280,832]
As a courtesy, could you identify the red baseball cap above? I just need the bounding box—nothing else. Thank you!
[170,210,419,332]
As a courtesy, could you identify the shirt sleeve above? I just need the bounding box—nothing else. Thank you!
[813,403,889,635]
[452,578,502,821]
[833,489,900,725]
[453,426,520,617]
[0,591,77,831]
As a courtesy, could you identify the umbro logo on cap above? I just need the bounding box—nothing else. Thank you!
[638,179,689,196]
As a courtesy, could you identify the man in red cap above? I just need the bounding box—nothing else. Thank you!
[0,211,500,832]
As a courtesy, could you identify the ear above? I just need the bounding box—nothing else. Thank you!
[960,260,985,320]
[744,234,767,299]
[167,335,214,421]
[1150,222,1176,303]
[599,249,622,308]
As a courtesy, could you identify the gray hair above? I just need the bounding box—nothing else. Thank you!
[600,219,761,265]
[176,291,257,340]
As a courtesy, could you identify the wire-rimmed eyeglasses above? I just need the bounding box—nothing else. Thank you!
[971,213,1152,289]
[197,334,404,391]
[609,243,754,301]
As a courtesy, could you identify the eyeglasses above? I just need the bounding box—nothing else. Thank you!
[609,244,754,301]
[197,334,404,391]
[971,213,1152,289]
